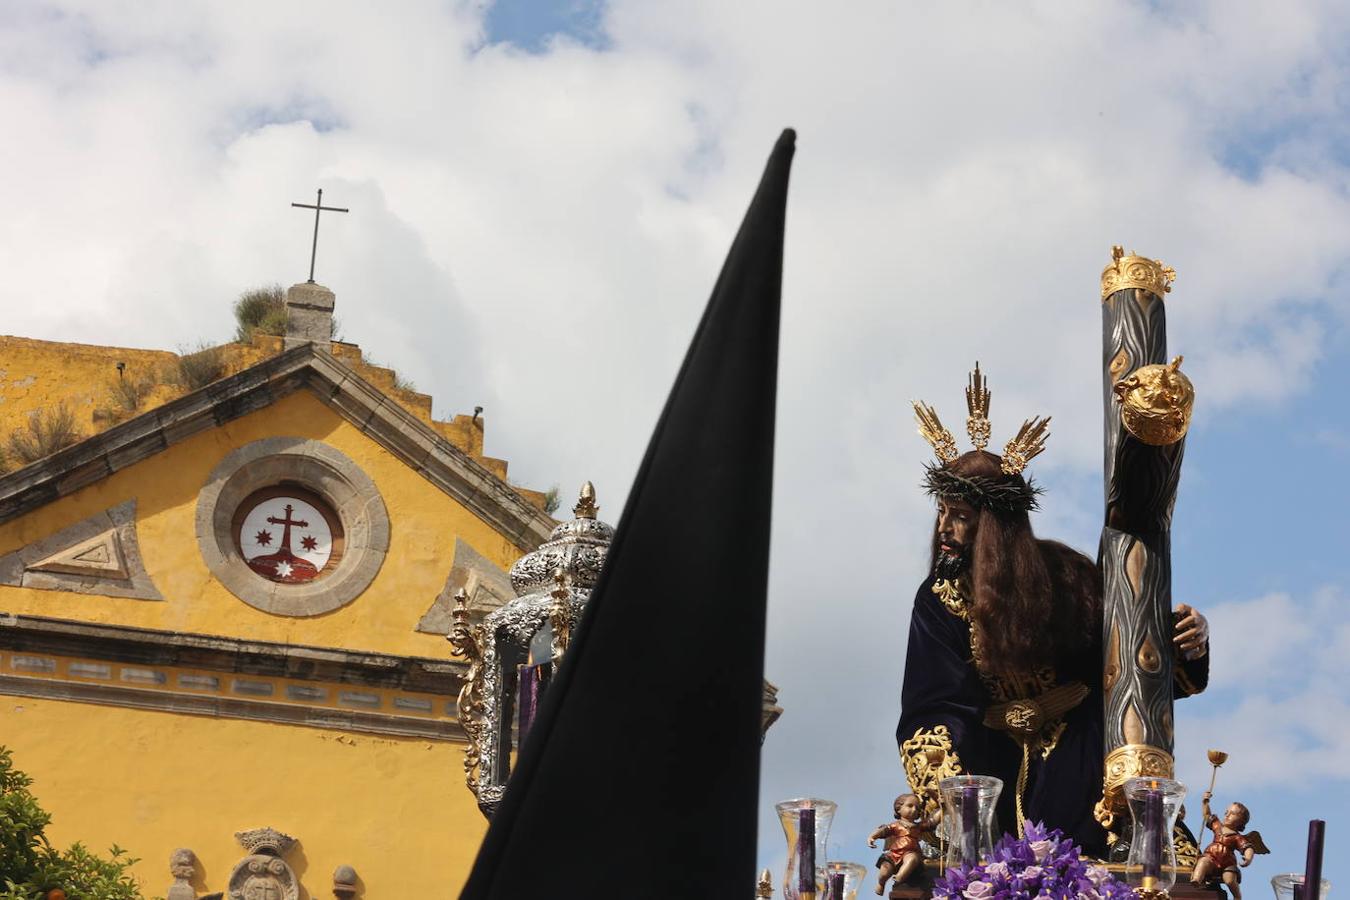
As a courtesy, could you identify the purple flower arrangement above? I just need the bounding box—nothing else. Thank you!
[932,822,1134,900]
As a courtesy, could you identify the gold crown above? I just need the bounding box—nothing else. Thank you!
[913,364,1050,476]
[1101,245,1176,300]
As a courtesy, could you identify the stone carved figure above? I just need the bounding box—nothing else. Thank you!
[228,828,299,900]
[168,847,198,900]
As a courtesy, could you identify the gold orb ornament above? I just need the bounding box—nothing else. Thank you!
[1114,356,1194,446]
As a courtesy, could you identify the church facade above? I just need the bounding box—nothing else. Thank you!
[0,284,553,896]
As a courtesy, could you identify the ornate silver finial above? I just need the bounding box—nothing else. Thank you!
[573,481,599,519]
[449,587,470,631]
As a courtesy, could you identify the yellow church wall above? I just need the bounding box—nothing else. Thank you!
[0,335,540,489]
[0,388,523,660]
[0,692,485,896]
[0,335,180,436]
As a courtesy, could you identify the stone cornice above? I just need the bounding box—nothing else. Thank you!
[0,344,554,551]
[0,612,465,692]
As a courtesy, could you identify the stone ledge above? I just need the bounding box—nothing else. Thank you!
[0,673,463,742]
[0,612,465,693]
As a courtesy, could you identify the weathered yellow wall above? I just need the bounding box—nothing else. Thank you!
[0,343,549,895]
[1,694,484,896]
[0,389,518,658]
[0,335,544,497]
[0,335,180,435]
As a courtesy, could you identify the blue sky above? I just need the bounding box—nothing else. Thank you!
[1,0,1347,894]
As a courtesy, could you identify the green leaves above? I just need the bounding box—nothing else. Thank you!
[0,747,145,900]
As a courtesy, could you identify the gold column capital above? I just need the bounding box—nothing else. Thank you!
[1101,245,1176,300]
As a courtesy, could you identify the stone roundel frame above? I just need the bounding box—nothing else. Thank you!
[196,437,389,616]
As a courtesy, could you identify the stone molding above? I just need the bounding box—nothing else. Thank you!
[0,499,162,600]
[416,537,514,634]
[0,612,465,690]
[196,438,388,616]
[283,281,335,351]
[0,344,554,552]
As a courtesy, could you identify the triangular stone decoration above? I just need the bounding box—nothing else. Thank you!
[0,499,162,601]
[416,538,513,634]
[29,529,129,579]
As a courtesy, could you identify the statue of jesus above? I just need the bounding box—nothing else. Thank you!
[897,367,1210,856]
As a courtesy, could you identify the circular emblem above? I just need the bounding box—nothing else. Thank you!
[233,487,343,584]
[228,853,298,900]
[1004,700,1043,735]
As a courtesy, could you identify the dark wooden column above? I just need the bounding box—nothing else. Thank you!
[1095,246,1190,833]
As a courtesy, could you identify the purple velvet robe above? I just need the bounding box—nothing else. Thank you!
[896,577,1209,857]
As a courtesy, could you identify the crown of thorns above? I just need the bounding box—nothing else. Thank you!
[913,363,1049,514]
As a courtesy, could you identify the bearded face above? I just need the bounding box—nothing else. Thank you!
[932,497,977,580]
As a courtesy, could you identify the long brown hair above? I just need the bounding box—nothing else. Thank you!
[930,451,1100,674]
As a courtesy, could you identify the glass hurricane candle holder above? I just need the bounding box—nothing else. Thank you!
[939,775,1002,867]
[1272,873,1332,900]
[1123,776,1186,894]
[775,798,837,899]
[823,861,868,900]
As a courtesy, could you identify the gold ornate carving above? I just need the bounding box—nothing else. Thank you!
[1137,635,1162,674]
[757,868,774,898]
[915,365,1050,475]
[447,587,487,794]
[1000,416,1051,476]
[933,579,990,673]
[573,481,599,519]
[1109,348,1131,382]
[933,579,968,619]
[965,363,992,451]
[902,726,963,813]
[1114,355,1194,446]
[548,569,573,664]
[1101,245,1176,301]
[1123,702,1146,745]
[913,401,959,465]
[1175,826,1200,870]
[1125,539,1147,597]
[1100,743,1174,820]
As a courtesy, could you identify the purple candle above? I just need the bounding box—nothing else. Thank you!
[1304,819,1326,900]
[798,807,817,895]
[1141,786,1163,884]
[828,871,845,900]
[961,780,979,864]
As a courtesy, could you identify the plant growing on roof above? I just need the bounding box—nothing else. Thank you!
[6,404,83,466]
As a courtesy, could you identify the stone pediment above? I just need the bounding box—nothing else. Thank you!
[0,499,161,600]
[0,344,553,552]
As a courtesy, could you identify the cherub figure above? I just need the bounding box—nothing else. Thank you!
[868,792,939,895]
[1190,790,1269,900]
